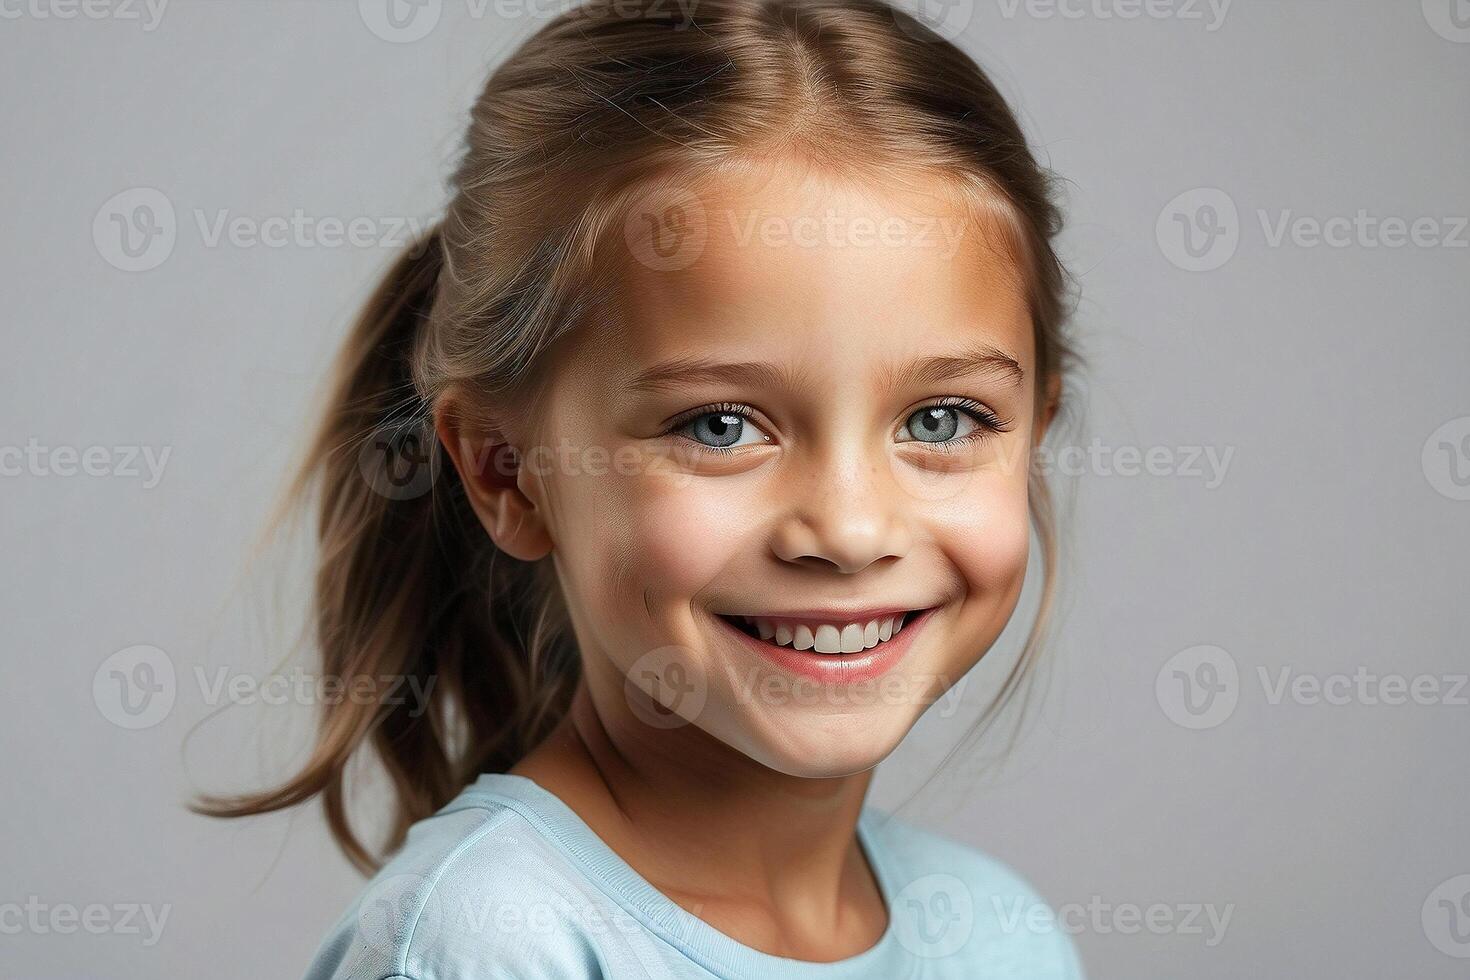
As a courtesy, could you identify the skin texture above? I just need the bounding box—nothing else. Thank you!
[437,159,1055,962]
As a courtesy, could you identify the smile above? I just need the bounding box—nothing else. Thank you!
[719,611,919,654]
[711,606,939,684]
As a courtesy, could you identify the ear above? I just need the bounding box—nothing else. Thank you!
[434,398,553,561]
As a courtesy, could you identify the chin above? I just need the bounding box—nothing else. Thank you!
[698,697,923,779]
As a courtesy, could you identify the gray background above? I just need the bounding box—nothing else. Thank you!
[3,0,1468,977]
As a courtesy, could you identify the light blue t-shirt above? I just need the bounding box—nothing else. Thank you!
[303,773,1083,979]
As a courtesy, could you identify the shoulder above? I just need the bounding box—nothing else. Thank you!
[301,796,640,980]
[863,808,1086,979]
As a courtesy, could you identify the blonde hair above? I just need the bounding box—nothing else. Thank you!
[196,0,1075,872]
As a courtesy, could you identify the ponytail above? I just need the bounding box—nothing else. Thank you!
[193,229,578,872]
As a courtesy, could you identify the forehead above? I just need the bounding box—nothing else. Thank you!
[601,163,1034,384]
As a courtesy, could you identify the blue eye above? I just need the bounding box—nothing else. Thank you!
[687,412,745,448]
[905,407,966,443]
[670,403,771,451]
[900,399,1009,445]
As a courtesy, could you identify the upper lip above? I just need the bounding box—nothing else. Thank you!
[716,606,931,624]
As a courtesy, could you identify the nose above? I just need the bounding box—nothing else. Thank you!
[769,446,914,574]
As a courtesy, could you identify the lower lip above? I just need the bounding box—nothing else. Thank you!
[713,608,937,684]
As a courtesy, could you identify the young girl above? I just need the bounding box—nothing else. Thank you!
[203,0,1082,975]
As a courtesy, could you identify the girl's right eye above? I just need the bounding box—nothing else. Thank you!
[667,403,772,452]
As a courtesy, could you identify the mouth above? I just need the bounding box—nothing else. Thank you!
[715,609,927,654]
[710,605,940,684]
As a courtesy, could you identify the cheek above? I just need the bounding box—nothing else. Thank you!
[622,475,761,602]
[940,471,1033,598]
[557,465,762,624]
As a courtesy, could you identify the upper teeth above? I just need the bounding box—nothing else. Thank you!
[741,614,909,654]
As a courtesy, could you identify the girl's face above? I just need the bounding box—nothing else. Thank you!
[524,163,1047,777]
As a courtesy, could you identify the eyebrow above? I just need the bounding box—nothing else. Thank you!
[626,342,1025,396]
[876,343,1026,394]
[626,355,816,395]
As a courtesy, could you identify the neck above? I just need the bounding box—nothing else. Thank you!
[512,680,876,924]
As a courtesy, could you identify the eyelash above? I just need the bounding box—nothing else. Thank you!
[662,398,1013,455]
[912,396,1014,453]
